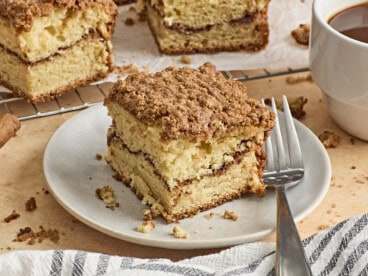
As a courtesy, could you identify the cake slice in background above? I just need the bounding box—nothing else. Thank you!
[137,0,270,54]
[104,63,274,223]
[0,0,118,102]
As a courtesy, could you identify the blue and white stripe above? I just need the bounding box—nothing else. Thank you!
[1,213,368,276]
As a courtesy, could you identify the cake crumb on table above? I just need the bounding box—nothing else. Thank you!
[265,96,308,119]
[318,224,329,230]
[25,197,37,211]
[286,74,313,85]
[318,131,340,148]
[4,210,20,223]
[291,24,310,46]
[223,210,238,221]
[137,221,155,233]
[172,226,189,239]
[354,176,365,184]
[13,226,60,245]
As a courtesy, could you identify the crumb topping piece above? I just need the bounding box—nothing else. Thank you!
[223,210,238,221]
[25,197,37,211]
[137,221,155,233]
[291,24,310,46]
[107,63,274,140]
[172,226,189,239]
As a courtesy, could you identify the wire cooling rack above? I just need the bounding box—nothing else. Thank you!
[0,67,308,121]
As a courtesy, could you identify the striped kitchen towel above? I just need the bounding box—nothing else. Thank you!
[1,213,368,276]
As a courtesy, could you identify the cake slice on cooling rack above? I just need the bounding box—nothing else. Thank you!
[104,63,275,223]
[0,0,118,102]
[138,0,270,54]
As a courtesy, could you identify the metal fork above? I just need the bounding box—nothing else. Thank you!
[262,96,313,276]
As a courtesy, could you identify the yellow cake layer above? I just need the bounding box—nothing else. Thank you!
[106,100,267,189]
[0,35,112,102]
[146,4,269,54]
[105,135,266,223]
[146,0,268,29]
[0,7,113,63]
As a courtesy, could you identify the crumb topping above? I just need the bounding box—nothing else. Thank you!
[0,0,118,31]
[107,63,274,140]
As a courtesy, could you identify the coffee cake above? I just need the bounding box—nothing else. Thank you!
[138,0,270,54]
[104,63,274,223]
[0,0,118,102]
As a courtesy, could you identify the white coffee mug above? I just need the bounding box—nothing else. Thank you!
[310,0,368,140]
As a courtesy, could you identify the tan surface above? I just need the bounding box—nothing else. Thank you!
[1,72,368,260]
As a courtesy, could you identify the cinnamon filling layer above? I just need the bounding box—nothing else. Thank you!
[150,4,260,34]
[107,130,258,191]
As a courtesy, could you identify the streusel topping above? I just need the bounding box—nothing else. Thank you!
[107,63,274,140]
[0,0,118,31]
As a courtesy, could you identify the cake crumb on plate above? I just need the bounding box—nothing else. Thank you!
[223,210,238,221]
[172,226,189,239]
[137,221,155,233]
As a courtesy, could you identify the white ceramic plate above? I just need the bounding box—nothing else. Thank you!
[44,103,331,250]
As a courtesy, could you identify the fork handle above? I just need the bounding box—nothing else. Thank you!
[275,186,313,276]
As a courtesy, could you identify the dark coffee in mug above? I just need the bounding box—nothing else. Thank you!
[328,3,368,43]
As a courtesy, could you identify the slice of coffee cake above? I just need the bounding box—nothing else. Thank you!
[138,0,270,54]
[0,0,118,102]
[104,63,274,223]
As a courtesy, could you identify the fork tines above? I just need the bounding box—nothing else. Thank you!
[261,96,304,183]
